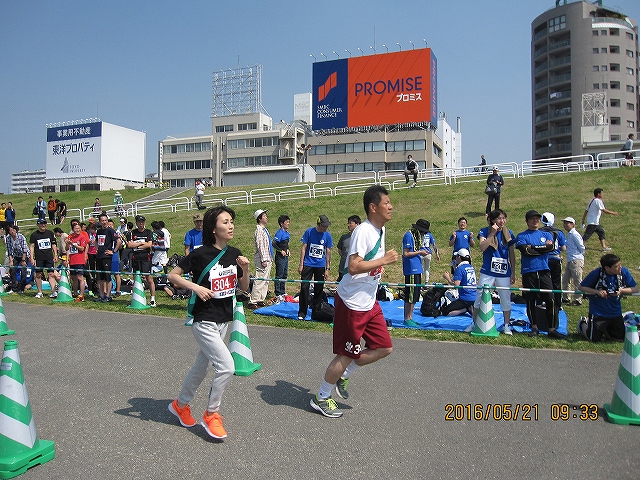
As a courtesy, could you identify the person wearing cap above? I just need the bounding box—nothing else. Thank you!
[577,253,638,342]
[442,248,477,316]
[471,209,517,334]
[249,209,273,308]
[516,210,565,339]
[125,214,156,306]
[272,215,291,297]
[417,219,440,284]
[34,196,47,222]
[580,188,618,252]
[402,220,429,327]
[6,224,30,294]
[310,185,399,418]
[540,212,567,325]
[336,215,362,283]
[297,214,333,320]
[47,196,57,223]
[561,217,585,306]
[29,218,58,299]
[66,221,89,302]
[485,167,504,215]
[184,213,204,256]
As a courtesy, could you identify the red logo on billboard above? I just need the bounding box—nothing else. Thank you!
[318,72,337,102]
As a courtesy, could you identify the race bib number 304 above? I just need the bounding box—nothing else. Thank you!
[209,264,237,299]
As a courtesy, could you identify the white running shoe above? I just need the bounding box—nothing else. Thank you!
[503,324,513,335]
[464,322,474,333]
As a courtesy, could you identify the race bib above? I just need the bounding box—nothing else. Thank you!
[309,243,324,259]
[37,238,51,250]
[490,256,508,275]
[209,264,237,299]
[97,235,106,246]
[69,244,79,254]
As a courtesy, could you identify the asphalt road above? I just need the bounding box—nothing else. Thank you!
[1,302,638,480]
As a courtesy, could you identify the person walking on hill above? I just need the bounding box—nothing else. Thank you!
[249,209,273,308]
[485,167,504,215]
[581,188,618,252]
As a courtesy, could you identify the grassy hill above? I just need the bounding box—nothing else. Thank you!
[2,167,639,353]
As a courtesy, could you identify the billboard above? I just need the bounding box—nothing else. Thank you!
[312,48,437,130]
[46,121,102,178]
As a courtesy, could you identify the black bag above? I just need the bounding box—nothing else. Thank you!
[420,286,446,317]
[311,301,335,322]
[485,184,498,195]
[32,206,38,215]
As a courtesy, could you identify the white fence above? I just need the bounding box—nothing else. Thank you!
[15,153,638,228]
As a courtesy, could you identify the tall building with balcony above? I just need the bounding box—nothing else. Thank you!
[532,0,639,160]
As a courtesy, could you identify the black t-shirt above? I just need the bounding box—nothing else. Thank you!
[29,230,56,261]
[96,227,118,259]
[177,244,244,323]
[126,229,153,259]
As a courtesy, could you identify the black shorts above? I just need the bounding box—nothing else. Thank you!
[34,258,55,273]
[403,274,422,304]
[96,257,113,282]
[132,255,152,275]
[69,264,85,276]
[583,224,605,241]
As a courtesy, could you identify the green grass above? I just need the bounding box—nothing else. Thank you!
[2,167,640,354]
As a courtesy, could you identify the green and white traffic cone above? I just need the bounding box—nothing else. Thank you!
[0,298,15,337]
[52,268,73,303]
[604,325,640,425]
[0,281,7,297]
[471,285,499,337]
[0,340,55,479]
[127,272,150,310]
[229,301,261,376]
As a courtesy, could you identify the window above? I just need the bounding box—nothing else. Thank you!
[610,117,621,125]
[601,30,607,36]
[627,85,635,93]
[238,123,257,131]
[215,125,233,132]
[601,65,608,71]
[593,83,600,89]
[548,15,566,32]
[372,141,385,152]
[593,48,599,54]
[611,135,621,141]
[610,64,620,72]
[610,99,620,107]
[334,143,346,154]
[602,83,609,89]
[609,81,619,89]
[627,50,635,58]
[609,28,619,36]
[627,67,635,75]
[593,30,599,36]
[609,46,619,54]
[353,142,364,153]
[314,165,327,175]
[177,144,186,153]
[626,32,634,41]
[593,65,599,72]
[627,103,635,111]
[601,47,608,54]
[627,121,635,129]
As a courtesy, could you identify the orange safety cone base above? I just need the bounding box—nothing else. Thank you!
[0,439,54,479]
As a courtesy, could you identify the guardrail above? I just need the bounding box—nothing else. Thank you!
[17,154,634,227]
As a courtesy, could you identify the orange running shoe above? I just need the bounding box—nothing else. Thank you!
[201,411,227,439]
[74,295,84,302]
[168,399,196,427]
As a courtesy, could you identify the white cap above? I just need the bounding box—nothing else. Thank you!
[454,248,470,258]
[562,216,576,224]
[541,212,555,227]
[253,209,267,220]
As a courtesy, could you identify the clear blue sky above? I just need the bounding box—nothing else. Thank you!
[1,0,638,193]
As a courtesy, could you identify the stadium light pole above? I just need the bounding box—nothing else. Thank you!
[320,52,327,60]
[370,46,376,54]
[382,44,389,53]
[396,42,402,51]
[357,47,364,56]
[309,54,317,62]
[332,51,340,58]
[345,49,352,57]
[423,39,428,48]
[409,40,414,49]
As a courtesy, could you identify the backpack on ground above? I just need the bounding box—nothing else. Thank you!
[420,286,446,317]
